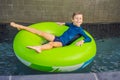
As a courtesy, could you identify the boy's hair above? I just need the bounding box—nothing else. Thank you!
[72,12,83,19]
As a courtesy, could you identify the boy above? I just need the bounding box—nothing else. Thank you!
[10,12,91,53]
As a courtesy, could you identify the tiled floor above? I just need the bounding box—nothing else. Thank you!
[0,71,120,80]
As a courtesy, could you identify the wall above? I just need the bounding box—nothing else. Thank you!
[0,0,120,23]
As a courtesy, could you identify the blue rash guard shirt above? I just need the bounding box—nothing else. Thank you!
[54,23,91,46]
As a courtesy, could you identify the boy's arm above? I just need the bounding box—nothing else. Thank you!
[76,30,92,46]
[80,29,92,43]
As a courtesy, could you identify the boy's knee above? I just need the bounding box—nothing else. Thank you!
[49,42,62,47]
[48,42,54,46]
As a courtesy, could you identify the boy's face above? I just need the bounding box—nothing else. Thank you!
[72,14,83,27]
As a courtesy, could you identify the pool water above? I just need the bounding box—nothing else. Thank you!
[0,37,120,75]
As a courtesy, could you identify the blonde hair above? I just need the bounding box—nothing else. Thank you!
[72,12,83,19]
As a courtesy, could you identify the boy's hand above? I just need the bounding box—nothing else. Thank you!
[76,40,84,46]
[56,22,65,26]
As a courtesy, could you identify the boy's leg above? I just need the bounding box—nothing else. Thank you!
[10,22,55,41]
[27,42,62,53]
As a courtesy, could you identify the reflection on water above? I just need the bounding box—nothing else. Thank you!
[0,37,120,75]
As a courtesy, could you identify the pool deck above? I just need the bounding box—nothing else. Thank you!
[0,71,120,80]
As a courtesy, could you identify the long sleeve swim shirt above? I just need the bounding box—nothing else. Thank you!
[58,23,92,46]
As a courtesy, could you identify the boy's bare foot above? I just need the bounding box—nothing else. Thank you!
[10,22,24,30]
[27,46,41,53]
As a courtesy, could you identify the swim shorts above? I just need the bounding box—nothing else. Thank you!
[53,37,64,46]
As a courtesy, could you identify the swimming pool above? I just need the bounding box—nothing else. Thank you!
[0,23,120,75]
